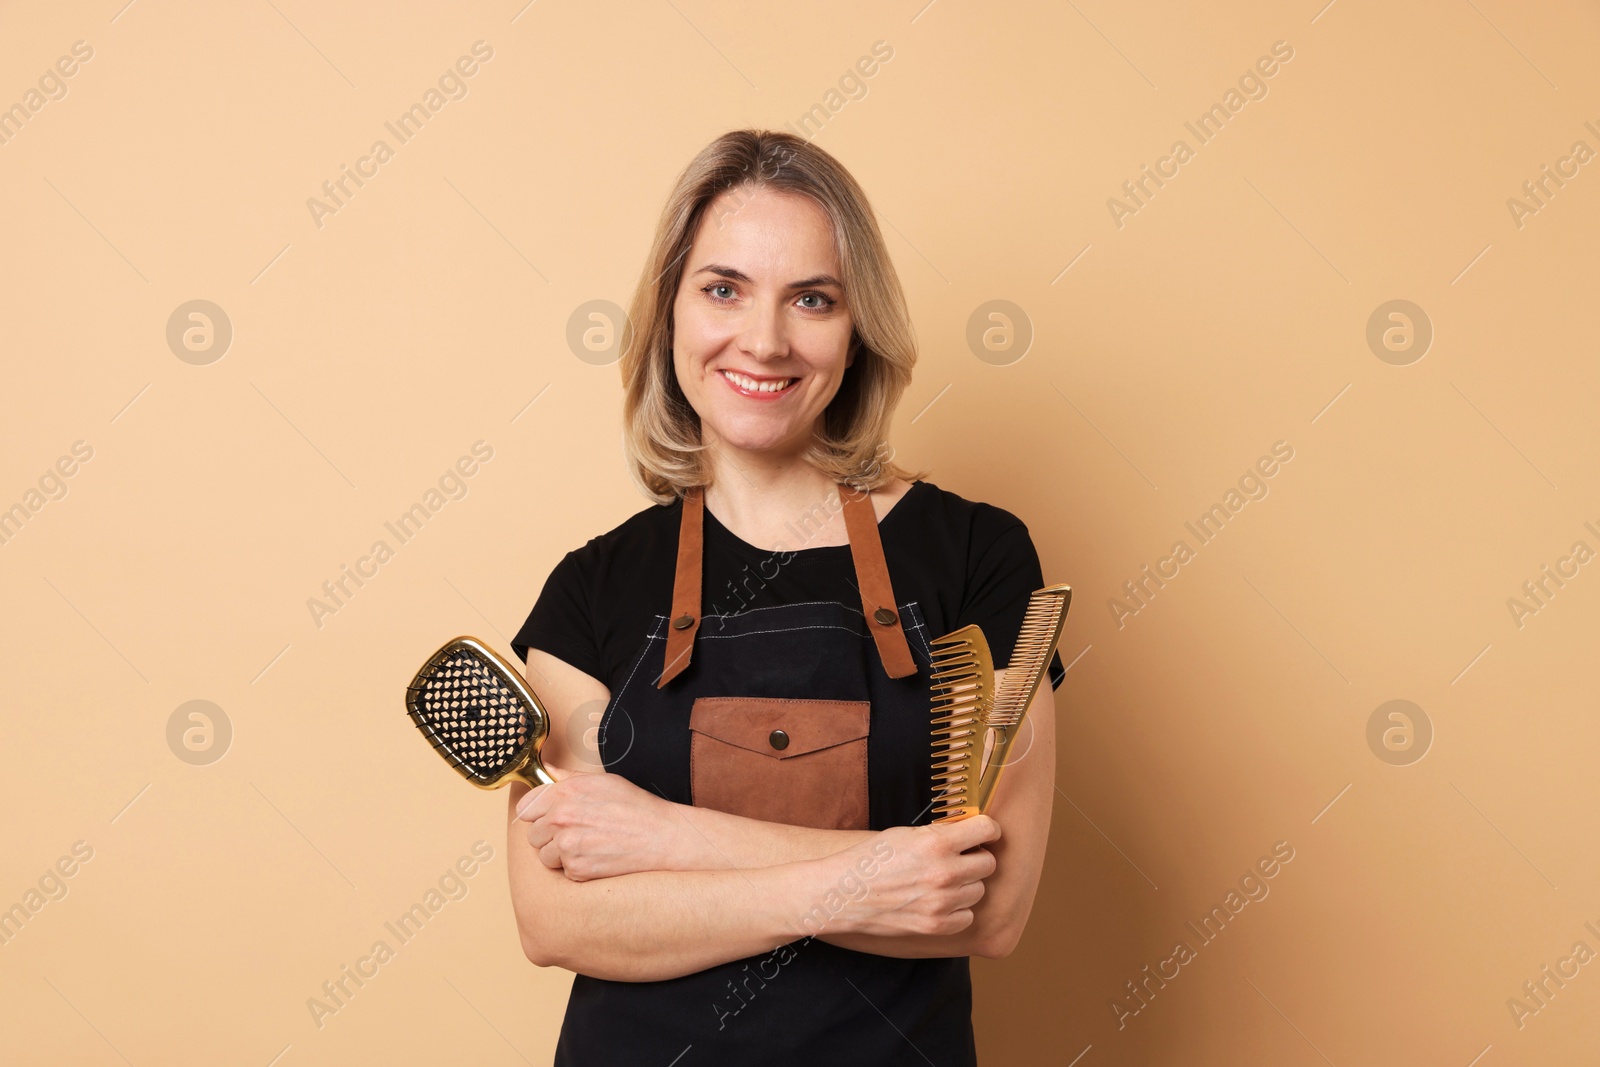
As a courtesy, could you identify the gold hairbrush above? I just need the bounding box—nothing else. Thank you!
[405,635,558,790]
[929,583,1072,822]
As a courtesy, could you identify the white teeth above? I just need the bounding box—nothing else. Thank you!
[722,370,793,393]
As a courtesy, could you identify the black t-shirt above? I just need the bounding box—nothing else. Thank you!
[513,478,1065,691]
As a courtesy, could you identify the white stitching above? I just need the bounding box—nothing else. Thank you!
[900,607,935,664]
[600,614,669,737]
[700,598,857,619]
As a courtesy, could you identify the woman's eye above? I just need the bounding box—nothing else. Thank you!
[701,284,835,310]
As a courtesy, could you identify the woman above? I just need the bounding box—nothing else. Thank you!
[507,129,1063,1065]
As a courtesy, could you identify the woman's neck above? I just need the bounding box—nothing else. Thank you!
[700,441,851,551]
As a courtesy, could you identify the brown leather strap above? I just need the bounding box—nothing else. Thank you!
[839,485,917,679]
[657,487,704,688]
[658,483,917,687]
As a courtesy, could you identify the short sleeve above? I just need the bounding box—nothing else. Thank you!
[511,550,603,680]
[959,521,1067,690]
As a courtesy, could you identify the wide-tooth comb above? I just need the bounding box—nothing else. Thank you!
[930,583,1073,822]
[928,624,994,822]
[405,636,558,790]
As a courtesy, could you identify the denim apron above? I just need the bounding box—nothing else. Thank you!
[552,484,977,1066]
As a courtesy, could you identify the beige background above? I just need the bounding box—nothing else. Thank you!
[2,0,1597,1063]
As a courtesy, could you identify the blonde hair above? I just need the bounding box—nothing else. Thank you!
[619,129,924,504]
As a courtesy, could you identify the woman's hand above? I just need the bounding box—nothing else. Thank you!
[813,815,1001,939]
[515,770,690,881]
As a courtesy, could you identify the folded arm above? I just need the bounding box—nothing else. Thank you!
[510,649,1051,971]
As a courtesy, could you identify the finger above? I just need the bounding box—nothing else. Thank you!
[966,813,1002,843]
[944,907,976,933]
[955,847,997,882]
[515,783,555,821]
[524,820,554,851]
[538,839,564,870]
[543,762,580,783]
[935,813,1001,850]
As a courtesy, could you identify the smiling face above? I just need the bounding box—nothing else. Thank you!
[670,184,855,462]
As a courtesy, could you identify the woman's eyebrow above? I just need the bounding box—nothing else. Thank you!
[692,263,843,289]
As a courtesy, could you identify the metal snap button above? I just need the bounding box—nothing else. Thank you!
[873,607,898,626]
[672,613,695,630]
[768,729,789,751]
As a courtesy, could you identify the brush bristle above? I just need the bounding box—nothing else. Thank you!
[410,647,531,778]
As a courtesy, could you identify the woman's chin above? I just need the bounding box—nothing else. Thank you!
[706,422,806,459]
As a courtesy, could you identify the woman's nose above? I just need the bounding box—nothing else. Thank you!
[737,300,788,362]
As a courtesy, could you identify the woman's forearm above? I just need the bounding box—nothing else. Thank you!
[511,843,825,982]
[665,803,876,870]
[642,809,1022,959]
[657,808,1001,960]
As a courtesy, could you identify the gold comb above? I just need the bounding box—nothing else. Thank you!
[929,623,994,822]
[929,583,1072,822]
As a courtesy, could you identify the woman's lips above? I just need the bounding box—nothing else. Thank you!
[719,368,797,399]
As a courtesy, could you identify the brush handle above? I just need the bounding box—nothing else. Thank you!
[513,759,559,789]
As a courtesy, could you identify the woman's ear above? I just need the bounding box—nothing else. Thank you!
[845,337,859,368]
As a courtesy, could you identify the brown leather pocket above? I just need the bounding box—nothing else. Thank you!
[689,696,870,831]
